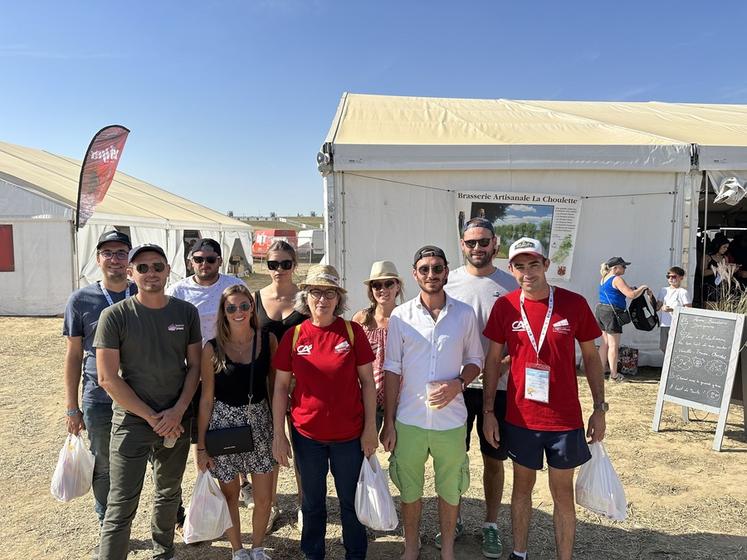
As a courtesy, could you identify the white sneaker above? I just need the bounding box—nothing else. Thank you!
[232,549,251,560]
[266,505,280,533]
[250,548,272,560]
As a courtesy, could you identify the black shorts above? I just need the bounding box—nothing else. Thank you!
[505,422,591,470]
[595,303,624,334]
[464,387,508,461]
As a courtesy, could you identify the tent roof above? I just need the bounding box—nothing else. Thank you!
[0,140,250,228]
[325,94,747,172]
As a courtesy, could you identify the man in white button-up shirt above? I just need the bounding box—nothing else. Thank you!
[381,245,483,560]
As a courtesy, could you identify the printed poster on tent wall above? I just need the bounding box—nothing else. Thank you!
[455,191,582,280]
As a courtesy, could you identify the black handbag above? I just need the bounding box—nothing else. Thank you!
[601,282,632,326]
[205,333,257,457]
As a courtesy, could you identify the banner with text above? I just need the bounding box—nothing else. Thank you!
[456,191,582,280]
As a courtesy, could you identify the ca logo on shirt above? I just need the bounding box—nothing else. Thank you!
[296,344,312,356]
[511,320,525,332]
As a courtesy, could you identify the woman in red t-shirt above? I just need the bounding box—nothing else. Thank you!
[272,264,377,560]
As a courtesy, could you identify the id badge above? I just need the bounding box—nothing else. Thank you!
[524,363,550,403]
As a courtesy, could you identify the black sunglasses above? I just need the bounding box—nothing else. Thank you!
[134,262,166,274]
[417,264,445,275]
[268,259,294,271]
[225,302,252,314]
[464,238,492,249]
[371,280,397,290]
[192,255,218,264]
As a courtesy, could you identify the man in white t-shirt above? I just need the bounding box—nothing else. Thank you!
[656,266,692,353]
[166,238,244,532]
[444,217,517,558]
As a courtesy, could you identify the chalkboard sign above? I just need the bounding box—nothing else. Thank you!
[653,307,745,451]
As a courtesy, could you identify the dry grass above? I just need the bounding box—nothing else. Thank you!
[1,319,746,559]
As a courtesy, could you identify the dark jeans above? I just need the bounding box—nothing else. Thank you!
[99,415,190,560]
[82,401,113,524]
[291,425,366,560]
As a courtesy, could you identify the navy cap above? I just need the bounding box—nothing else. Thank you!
[462,217,495,236]
[128,244,167,263]
[606,256,631,268]
[96,230,132,250]
[189,238,222,257]
[413,245,448,266]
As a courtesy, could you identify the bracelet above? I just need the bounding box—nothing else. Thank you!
[483,409,494,415]
[65,408,82,416]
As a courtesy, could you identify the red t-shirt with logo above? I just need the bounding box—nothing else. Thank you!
[483,287,601,431]
[273,317,375,442]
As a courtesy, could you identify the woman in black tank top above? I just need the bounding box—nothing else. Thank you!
[196,284,277,560]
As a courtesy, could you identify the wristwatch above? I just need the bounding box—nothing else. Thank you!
[65,408,82,416]
[457,375,467,392]
[593,401,609,412]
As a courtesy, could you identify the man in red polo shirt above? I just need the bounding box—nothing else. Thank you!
[482,237,606,560]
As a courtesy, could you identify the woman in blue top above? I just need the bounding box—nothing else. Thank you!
[595,257,649,382]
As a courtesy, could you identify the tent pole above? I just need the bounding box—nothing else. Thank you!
[701,171,708,306]
[71,217,80,292]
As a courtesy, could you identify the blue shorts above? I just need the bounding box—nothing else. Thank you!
[505,422,591,470]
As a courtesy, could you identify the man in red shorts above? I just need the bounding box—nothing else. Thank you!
[482,237,607,560]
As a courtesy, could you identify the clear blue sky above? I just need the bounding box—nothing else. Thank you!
[1,1,745,216]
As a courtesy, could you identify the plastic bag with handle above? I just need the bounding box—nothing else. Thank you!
[575,442,627,521]
[183,470,233,543]
[355,455,398,531]
[50,434,95,502]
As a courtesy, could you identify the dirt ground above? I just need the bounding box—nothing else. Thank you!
[2,274,746,559]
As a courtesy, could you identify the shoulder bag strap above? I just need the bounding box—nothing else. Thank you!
[291,323,302,352]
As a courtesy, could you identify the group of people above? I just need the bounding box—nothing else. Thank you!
[65,218,618,560]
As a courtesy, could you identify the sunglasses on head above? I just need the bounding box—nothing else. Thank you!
[225,301,252,314]
[308,288,338,300]
[464,238,492,249]
[371,280,397,290]
[98,249,129,261]
[417,264,445,275]
[192,255,218,264]
[134,262,166,274]
[268,259,294,271]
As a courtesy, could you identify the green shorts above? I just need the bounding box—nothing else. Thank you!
[389,420,470,506]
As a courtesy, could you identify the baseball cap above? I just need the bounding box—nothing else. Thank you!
[413,245,448,266]
[96,230,132,250]
[606,256,631,268]
[462,217,495,236]
[128,244,167,263]
[508,237,546,262]
[189,238,222,257]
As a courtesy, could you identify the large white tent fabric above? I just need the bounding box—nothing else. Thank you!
[320,94,747,367]
[0,140,252,316]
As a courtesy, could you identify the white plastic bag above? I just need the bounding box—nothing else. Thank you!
[50,434,95,502]
[575,442,627,521]
[355,455,398,531]
[183,470,233,543]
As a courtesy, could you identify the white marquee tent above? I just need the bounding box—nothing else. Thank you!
[320,94,747,366]
[0,140,253,316]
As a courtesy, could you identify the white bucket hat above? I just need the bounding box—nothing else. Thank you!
[363,260,403,286]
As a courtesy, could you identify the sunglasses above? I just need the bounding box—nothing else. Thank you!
[225,302,252,314]
[133,262,166,274]
[417,264,445,275]
[192,255,218,264]
[309,288,339,300]
[464,238,492,249]
[268,260,294,271]
[371,280,397,290]
[98,249,129,261]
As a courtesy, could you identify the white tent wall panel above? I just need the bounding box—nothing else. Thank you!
[0,220,73,315]
[0,178,71,219]
[166,228,187,284]
[332,169,685,367]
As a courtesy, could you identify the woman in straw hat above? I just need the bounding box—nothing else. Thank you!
[272,264,378,560]
[352,260,404,432]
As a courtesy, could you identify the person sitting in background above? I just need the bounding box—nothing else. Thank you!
[657,267,691,353]
[197,285,276,560]
[595,257,648,382]
[352,260,404,431]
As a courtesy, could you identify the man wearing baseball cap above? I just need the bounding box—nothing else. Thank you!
[94,244,202,560]
[62,230,136,542]
[482,238,606,560]
[381,245,483,560]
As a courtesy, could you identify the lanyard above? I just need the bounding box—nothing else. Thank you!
[519,286,554,361]
[98,281,131,307]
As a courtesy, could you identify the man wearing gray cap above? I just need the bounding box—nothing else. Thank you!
[63,230,136,535]
[94,244,202,560]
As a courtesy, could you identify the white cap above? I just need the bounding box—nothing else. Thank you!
[508,237,546,262]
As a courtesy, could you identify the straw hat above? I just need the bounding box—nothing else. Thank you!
[363,260,403,286]
[299,264,347,293]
